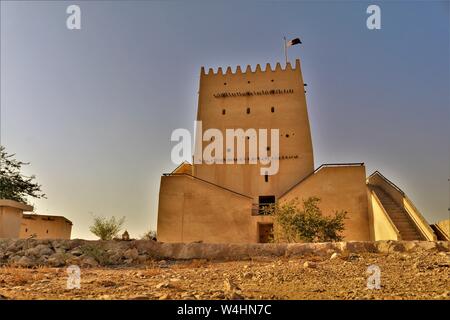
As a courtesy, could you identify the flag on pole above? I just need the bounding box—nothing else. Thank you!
[286,37,302,46]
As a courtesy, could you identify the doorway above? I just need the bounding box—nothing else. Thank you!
[258,223,273,243]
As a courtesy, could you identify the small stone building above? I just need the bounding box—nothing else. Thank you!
[20,214,72,239]
[0,199,33,238]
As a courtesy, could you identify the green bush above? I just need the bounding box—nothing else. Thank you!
[89,216,125,240]
[262,197,347,243]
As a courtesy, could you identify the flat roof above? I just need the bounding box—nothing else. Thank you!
[22,213,73,225]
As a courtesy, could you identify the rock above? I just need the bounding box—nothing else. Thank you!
[303,261,317,269]
[70,248,83,256]
[224,278,240,292]
[124,248,139,261]
[416,242,437,251]
[158,294,170,300]
[158,260,170,268]
[47,254,66,267]
[344,242,376,253]
[107,252,122,265]
[330,252,339,260]
[99,280,116,287]
[137,254,148,264]
[16,256,35,267]
[242,272,253,279]
[155,281,172,289]
[212,291,225,299]
[376,241,396,253]
[81,256,99,268]
[230,291,244,300]
[348,253,360,261]
[26,244,54,257]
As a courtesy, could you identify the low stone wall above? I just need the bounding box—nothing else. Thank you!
[0,239,448,268]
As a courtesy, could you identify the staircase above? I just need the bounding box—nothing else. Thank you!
[372,187,424,240]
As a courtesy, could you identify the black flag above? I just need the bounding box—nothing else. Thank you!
[287,38,302,46]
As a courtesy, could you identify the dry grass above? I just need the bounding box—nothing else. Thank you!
[173,259,209,269]
[0,266,50,286]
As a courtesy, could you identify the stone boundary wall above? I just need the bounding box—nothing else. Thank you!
[0,239,448,268]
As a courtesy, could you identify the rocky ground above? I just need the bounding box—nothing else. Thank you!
[1,250,449,300]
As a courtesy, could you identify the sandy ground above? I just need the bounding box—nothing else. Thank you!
[0,250,449,300]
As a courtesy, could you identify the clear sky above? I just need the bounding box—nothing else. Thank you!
[1,0,449,239]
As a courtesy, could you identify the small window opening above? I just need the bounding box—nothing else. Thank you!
[258,195,275,214]
[222,109,226,115]
[246,108,250,114]
[271,106,275,113]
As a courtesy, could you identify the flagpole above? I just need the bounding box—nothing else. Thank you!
[283,36,288,66]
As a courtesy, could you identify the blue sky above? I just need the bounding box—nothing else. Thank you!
[1,0,449,239]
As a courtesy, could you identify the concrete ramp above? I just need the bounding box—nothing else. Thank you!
[371,186,423,240]
[367,171,437,241]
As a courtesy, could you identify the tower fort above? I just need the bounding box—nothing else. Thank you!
[156,59,436,243]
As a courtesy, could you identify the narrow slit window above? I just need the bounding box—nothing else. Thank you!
[264,174,269,182]
[246,108,250,114]
[222,109,226,115]
[271,106,275,113]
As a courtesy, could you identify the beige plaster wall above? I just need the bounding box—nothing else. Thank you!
[20,215,72,239]
[0,207,23,238]
[193,60,314,202]
[157,175,257,243]
[0,200,33,239]
[279,165,371,241]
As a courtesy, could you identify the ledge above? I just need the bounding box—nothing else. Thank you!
[0,199,33,212]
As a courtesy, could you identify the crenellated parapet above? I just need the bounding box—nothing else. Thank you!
[200,59,301,77]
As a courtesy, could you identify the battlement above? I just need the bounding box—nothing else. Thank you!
[200,59,301,77]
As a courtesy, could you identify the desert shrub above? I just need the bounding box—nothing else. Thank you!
[89,216,125,240]
[263,197,347,243]
[140,230,157,241]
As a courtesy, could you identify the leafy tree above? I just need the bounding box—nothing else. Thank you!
[262,197,347,243]
[89,216,125,240]
[0,145,45,204]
